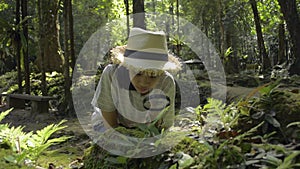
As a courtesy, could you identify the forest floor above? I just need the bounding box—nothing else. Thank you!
[0,76,299,168]
[0,106,90,169]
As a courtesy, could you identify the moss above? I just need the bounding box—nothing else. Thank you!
[114,126,146,138]
[0,148,35,169]
[83,143,171,169]
[171,136,205,158]
[36,146,81,168]
[83,144,111,169]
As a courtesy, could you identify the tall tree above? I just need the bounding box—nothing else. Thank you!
[15,0,22,93]
[21,0,30,94]
[249,0,271,71]
[37,0,47,95]
[133,0,145,29]
[277,16,286,64]
[36,0,64,73]
[63,0,75,115]
[69,0,75,73]
[277,0,300,75]
[218,0,225,61]
[124,0,130,36]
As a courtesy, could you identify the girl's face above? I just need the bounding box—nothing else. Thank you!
[129,69,161,94]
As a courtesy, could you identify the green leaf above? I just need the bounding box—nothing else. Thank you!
[259,79,281,96]
[262,155,282,166]
[116,156,127,164]
[265,114,280,128]
[251,111,264,119]
[225,47,233,58]
[278,151,300,169]
[245,159,260,166]
[148,124,160,135]
[4,155,17,164]
[0,108,13,122]
[178,152,194,168]
[287,122,300,128]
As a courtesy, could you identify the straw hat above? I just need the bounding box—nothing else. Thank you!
[110,27,181,72]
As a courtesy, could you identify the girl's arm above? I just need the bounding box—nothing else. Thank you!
[102,110,118,128]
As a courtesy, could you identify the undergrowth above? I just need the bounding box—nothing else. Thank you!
[84,80,300,169]
[0,108,72,168]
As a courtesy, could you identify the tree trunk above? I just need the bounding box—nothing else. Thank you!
[68,0,75,115]
[21,0,30,94]
[62,0,75,116]
[36,0,64,72]
[37,0,47,95]
[175,0,180,57]
[277,0,300,75]
[278,17,286,64]
[124,0,130,36]
[133,0,146,29]
[249,0,271,71]
[218,0,225,61]
[63,0,70,112]
[69,0,75,73]
[16,0,22,93]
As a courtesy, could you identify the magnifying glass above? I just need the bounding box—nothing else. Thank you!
[143,94,170,111]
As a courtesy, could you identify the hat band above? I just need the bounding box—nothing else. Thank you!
[124,49,168,61]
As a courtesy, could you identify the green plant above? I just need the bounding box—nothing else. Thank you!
[244,79,293,143]
[0,111,71,167]
[195,98,239,132]
[137,106,170,137]
[244,143,300,168]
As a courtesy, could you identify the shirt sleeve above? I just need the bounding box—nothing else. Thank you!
[97,64,117,112]
[160,73,176,129]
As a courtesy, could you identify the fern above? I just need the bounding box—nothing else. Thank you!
[26,120,72,162]
[196,98,239,131]
[0,108,14,145]
[0,108,13,122]
[0,117,71,166]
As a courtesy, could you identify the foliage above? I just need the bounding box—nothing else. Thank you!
[0,109,71,167]
[0,71,65,110]
[237,79,300,143]
[244,143,300,168]
[195,97,239,131]
[83,80,300,168]
[29,71,65,100]
[0,70,17,93]
[72,0,125,55]
[137,106,170,136]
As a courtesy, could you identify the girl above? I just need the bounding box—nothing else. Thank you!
[92,27,181,132]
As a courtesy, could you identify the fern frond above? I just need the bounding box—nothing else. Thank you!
[0,108,13,122]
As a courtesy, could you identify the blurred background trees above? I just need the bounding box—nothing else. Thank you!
[0,0,299,115]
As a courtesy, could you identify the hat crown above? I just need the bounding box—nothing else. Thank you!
[110,27,181,71]
[126,28,168,54]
